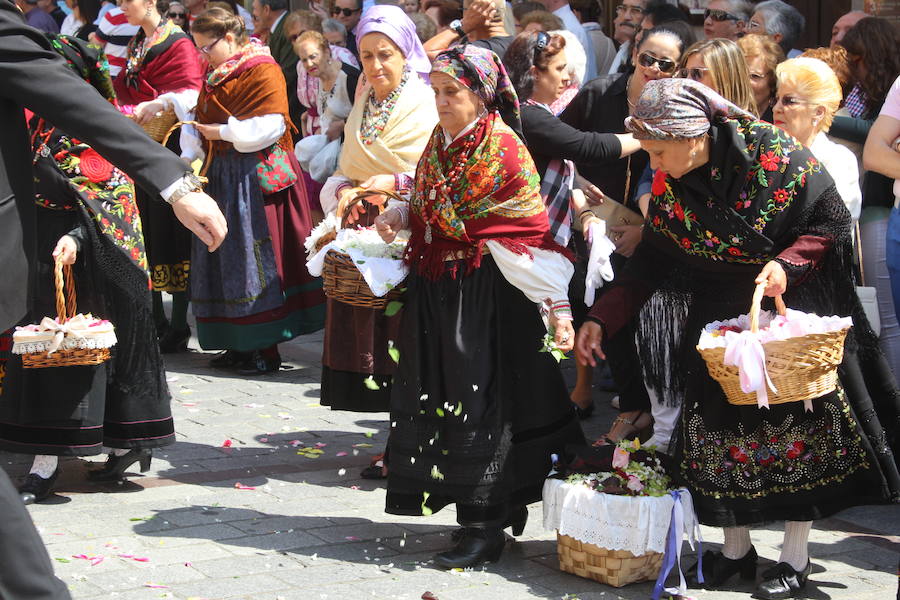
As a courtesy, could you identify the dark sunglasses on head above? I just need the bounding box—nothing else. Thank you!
[704,8,740,22]
[680,66,710,81]
[331,7,360,16]
[168,11,185,18]
[533,30,549,59]
[637,52,676,74]
[774,94,808,107]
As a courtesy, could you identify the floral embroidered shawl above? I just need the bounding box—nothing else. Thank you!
[646,117,831,268]
[407,111,568,279]
[206,39,273,88]
[116,20,201,105]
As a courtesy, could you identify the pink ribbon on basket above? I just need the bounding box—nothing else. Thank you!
[37,315,90,354]
[722,331,777,409]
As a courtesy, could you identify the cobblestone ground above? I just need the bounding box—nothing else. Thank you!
[2,329,897,600]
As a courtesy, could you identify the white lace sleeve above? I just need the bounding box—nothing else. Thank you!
[157,89,198,122]
[219,114,286,153]
[485,241,574,317]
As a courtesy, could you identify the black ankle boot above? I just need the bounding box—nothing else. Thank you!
[434,527,505,569]
[88,449,152,482]
[687,546,758,589]
[753,561,811,599]
[452,506,528,542]
[159,326,190,353]
[209,350,249,369]
[19,469,60,505]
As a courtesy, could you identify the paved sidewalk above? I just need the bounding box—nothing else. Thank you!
[2,330,897,600]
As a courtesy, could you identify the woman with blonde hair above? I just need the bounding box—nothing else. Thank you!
[737,33,785,121]
[679,38,757,116]
[774,57,861,221]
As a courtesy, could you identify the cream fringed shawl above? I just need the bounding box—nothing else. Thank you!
[337,74,437,183]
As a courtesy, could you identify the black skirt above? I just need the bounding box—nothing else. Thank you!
[672,274,894,526]
[385,256,585,525]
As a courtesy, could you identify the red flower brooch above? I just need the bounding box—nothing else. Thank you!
[79,148,113,183]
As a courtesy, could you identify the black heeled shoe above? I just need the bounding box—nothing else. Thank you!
[159,326,190,353]
[209,350,249,369]
[753,561,811,599]
[88,449,152,482]
[19,469,60,505]
[237,351,281,375]
[452,506,528,542]
[434,527,505,569]
[687,546,758,589]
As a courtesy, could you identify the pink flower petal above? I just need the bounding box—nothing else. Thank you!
[259,437,269,443]
[234,482,256,490]
[314,442,327,448]
[345,535,360,541]
[133,557,149,562]
[221,439,232,448]
[144,583,169,589]
[335,451,348,457]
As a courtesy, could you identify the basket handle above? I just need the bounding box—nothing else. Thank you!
[54,259,76,323]
[749,281,787,334]
[160,120,213,178]
[339,189,405,229]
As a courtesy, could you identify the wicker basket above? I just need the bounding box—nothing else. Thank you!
[19,261,112,369]
[322,190,405,309]
[133,108,179,142]
[557,532,663,587]
[697,282,850,406]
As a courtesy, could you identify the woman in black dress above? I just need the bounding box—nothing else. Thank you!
[578,78,899,599]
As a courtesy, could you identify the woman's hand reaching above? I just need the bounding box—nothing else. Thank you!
[575,321,606,366]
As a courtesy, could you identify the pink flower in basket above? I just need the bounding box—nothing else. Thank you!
[612,446,630,469]
[626,475,644,493]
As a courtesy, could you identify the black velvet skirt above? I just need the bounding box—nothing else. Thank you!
[385,256,585,525]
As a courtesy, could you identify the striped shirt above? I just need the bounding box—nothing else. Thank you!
[94,8,139,78]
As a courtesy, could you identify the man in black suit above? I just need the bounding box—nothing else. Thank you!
[0,2,226,596]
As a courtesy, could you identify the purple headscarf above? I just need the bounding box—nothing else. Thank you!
[355,5,432,80]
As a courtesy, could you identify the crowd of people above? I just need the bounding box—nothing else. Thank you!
[1,1,899,599]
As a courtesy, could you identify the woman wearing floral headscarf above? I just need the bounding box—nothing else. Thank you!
[316,6,438,458]
[577,78,899,599]
[375,45,585,569]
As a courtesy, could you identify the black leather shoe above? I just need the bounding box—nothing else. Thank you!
[434,527,505,569]
[452,506,528,542]
[237,351,281,375]
[159,326,190,353]
[209,350,249,369]
[88,450,152,482]
[753,561,811,599]
[687,546,758,589]
[19,470,59,505]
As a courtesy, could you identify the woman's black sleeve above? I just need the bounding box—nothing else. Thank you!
[523,105,622,164]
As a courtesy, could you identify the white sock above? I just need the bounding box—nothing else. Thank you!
[112,448,130,456]
[29,455,59,479]
[722,526,752,559]
[779,521,812,571]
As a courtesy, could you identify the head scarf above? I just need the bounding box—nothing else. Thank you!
[625,78,753,140]
[431,44,522,138]
[355,5,431,80]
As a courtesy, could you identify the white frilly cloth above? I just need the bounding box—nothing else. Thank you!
[583,220,617,307]
[542,479,698,555]
[306,224,410,298]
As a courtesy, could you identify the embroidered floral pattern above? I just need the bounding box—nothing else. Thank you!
[681,389,869,499]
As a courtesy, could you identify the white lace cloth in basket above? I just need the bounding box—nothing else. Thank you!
[542,479,697,555]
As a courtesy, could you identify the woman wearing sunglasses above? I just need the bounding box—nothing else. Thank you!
[166,1,187,27]
[678,38,756,115]
[558,25,690,439]
[737,33,785,122]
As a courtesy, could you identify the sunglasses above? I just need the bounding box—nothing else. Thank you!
[533,30,550,59]
[167,11,185,18]
[680,66,710,81]
[331,7,360,16]
[637,51,677,74]
[704,8,740,22]
[199,36,223,55]
[289,30,307,43]
[774,95,809,107]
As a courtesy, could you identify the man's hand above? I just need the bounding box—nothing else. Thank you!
[461,0,494,33]
[575,321,606,367]
[195,123,224,141]
[374,208,403,243]
[610,224,642,257]
[52,235,77,265]
[172,192,228,252]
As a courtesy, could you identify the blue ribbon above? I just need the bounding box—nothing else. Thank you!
[651,489,703,600]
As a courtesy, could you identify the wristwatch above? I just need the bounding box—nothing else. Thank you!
[166,172,206,205]
[450,19,466,38]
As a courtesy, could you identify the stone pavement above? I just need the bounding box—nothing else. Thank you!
[2,329,898,600]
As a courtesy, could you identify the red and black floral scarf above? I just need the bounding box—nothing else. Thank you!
[406,111,568,279]
[646,116,830,268]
